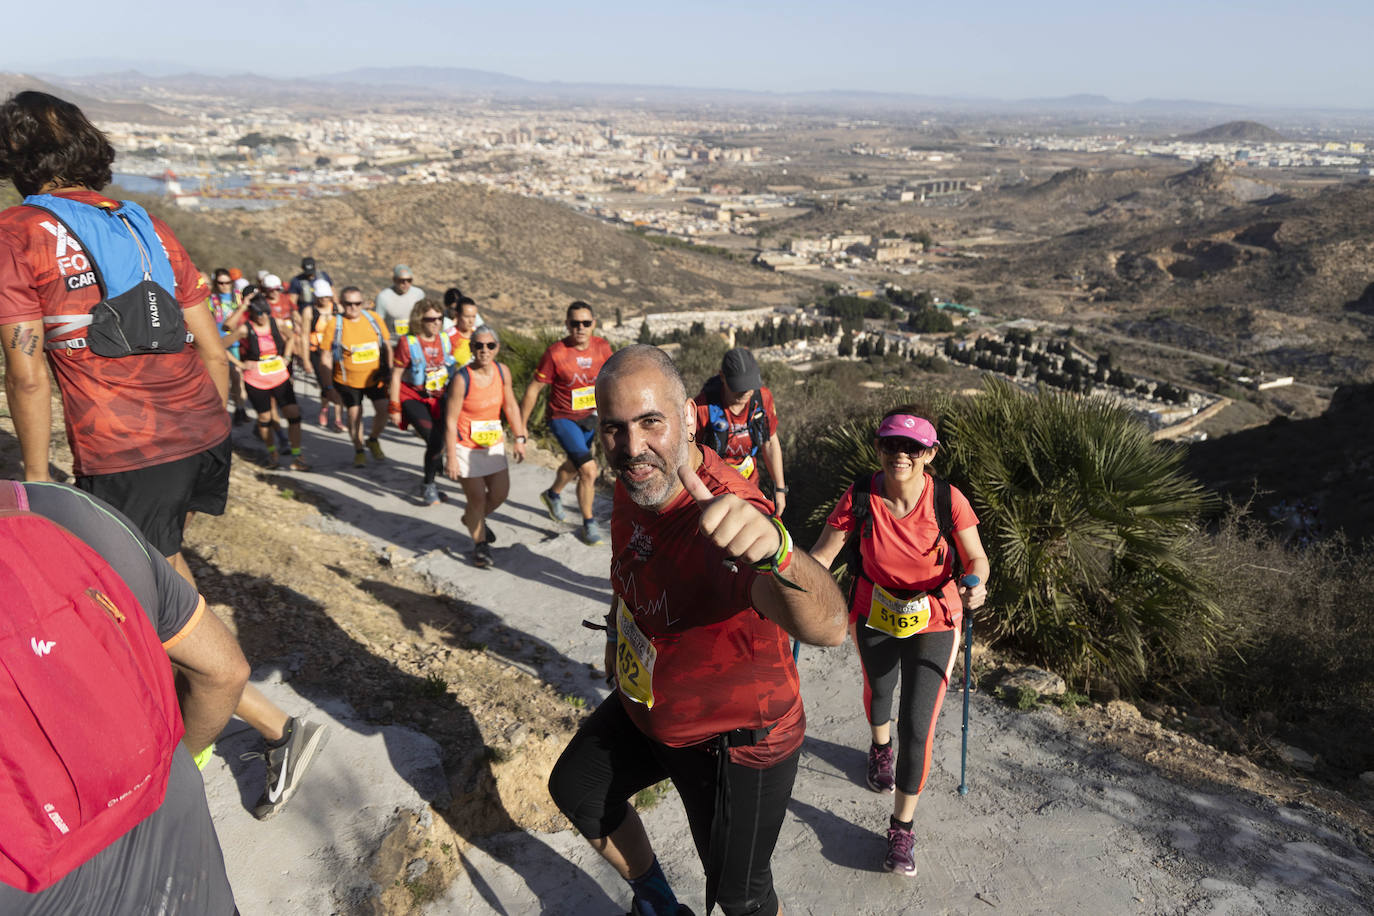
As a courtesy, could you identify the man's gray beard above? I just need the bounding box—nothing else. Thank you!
[622,436,690,510]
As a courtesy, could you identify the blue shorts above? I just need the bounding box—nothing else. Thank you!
[549,416,596,466]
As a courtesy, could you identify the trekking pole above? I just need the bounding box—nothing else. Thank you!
[791,638,800,662]
[958,574,980,797]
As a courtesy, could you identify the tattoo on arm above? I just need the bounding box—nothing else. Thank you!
[9,327,39,357]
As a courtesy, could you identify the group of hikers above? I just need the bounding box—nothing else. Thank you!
[0,89,990,916]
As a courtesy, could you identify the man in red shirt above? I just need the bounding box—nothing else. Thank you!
[547,345,846,916]
[693,348,787,517]
[0,90,327,822]
[521,300,614,544]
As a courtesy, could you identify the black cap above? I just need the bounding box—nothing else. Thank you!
[721,348,762,392]
[301,256,316,272]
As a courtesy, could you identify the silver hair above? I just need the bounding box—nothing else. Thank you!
[472,323,499,345]
[595,344,686,404]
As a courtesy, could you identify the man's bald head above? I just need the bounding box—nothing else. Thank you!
[596,344,686,406]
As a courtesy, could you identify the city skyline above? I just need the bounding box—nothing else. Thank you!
[6,0,1373,111]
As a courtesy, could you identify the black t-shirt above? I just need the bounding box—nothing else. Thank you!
[0,483,236,916]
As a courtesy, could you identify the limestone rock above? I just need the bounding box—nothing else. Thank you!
[996,666,1067,697]
[1274,743,1316,772]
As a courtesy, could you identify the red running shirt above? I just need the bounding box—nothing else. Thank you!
[610,446,802,768]
[532,337,613,421]
[0,190,230,476]
[826,472,979,631]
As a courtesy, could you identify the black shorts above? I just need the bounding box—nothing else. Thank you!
[336,382,388,409]
[548,696,797,916]
[74,435,233,557]
[245,380,298,414]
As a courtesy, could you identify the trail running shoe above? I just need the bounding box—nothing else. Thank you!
[473,543,493,569]
[290,458,312,472]
[483,524,497,544]
[884,822,918,876]
[251,718,330,821]
[540,488,566,522]
[353,450,367,467]
[262,449,279,469]
[422,482,440,506]
[366,437,385,461]
[867,742,896,794]
[328,420,346,433]
[579,519,605,546]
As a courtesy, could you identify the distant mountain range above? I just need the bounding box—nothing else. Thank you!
[25,64,1371,120]
[0,72,180,125]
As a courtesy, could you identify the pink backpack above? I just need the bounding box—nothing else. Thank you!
[0,481,184,892]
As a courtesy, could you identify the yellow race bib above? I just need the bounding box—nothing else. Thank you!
[728,454,756,479]
[616,599,656,708]
[349,341,380,365]
[865,585,932,639]
[394,320,410,337]
[571,385,597,411]
[256,355,286,375]
[470,419,503,448]
[424,367,448,392]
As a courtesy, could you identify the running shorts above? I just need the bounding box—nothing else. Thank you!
[336,381,388,409]
[549,416,597,466]
[245,380,297,414]
[75,435,233,556]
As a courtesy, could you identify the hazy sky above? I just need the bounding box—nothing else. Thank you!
[8,0,1371,109]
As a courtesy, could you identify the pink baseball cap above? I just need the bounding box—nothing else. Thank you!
[876,414,939,447]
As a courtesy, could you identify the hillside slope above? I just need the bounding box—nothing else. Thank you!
[173,183,809,323]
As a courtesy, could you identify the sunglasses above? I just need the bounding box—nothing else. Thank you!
[395,277,413,283]
[471,341,498,351]
[422,315,442,322]
[215,279,233,285]
[878,437,929,455]
[343,300,364,307]
[568,319,593,329]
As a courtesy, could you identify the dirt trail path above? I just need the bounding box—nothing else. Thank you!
[191,397,1374,915]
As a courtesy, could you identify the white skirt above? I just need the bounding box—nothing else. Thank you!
[457,441,508,478]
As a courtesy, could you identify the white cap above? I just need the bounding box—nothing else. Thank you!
[256,270,269,282]
[263,274,283,290]
[313,278,334,297]
[233,278,249,293]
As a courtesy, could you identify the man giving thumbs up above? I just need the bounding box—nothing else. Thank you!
[548,344,845,916]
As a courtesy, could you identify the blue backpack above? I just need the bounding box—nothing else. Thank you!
[403,333,456,389]
[23,195,189,357]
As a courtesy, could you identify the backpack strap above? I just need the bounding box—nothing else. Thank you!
[746,389,770,454]
[931,474,964,583]
[332,317,344,366]
[0,480,29,512]
[843,472,873,591]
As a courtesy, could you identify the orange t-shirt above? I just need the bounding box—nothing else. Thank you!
[455,364,507,449]
[826,472,979,631]
[0,190,230,475]
[533,337,613,420]
[322,311,386,388]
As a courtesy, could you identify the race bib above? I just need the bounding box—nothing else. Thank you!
[728,454,756,479]
[865,585,932,639]
[256,355,286,375]
[349,341,380,365]
[424,367,449,392]
[394,320,410,337]
[571,385,597,411]
[616,599,656,708]
[470,419,503,448]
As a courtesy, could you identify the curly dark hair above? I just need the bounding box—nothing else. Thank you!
[0,91,115,197]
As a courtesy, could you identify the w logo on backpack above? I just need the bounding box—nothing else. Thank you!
[0,482,183,892]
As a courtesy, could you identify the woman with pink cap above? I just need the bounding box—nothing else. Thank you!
[810,404,989,878]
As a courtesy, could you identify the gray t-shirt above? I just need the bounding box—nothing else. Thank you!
[0,483,236,916]
[374,284,426,336]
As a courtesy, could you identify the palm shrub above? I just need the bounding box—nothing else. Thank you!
[939,377,1220,691]
[794,376,1220,692]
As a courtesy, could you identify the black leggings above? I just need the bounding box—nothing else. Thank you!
[548,696,798,916]
[400,399,444,483]
[855,623,959,797]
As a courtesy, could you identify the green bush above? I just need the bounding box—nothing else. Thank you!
[788,375,1221,693]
